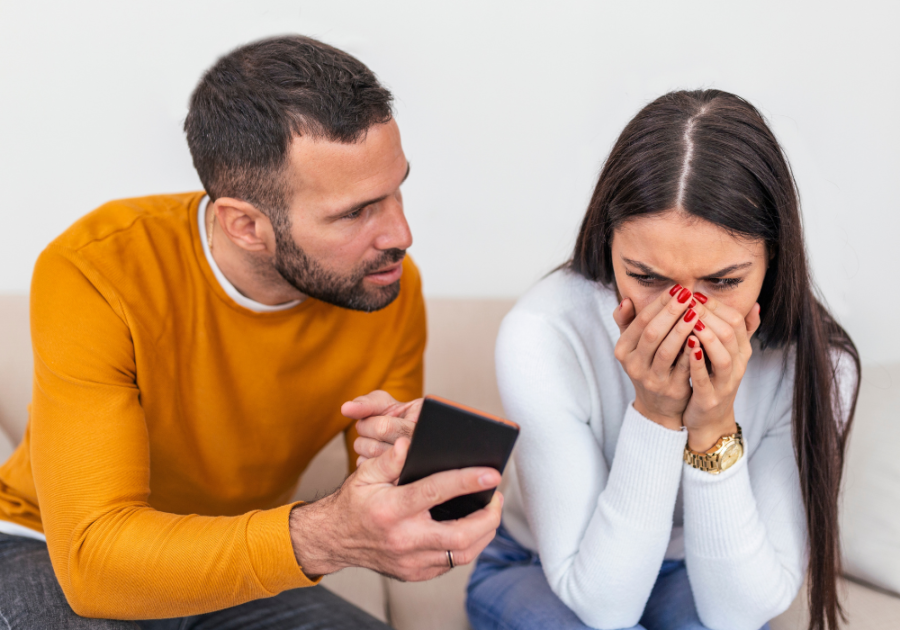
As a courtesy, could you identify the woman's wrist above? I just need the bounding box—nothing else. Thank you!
[686,412,738,452]
[633,399,683,432]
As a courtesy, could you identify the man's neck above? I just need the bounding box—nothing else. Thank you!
[204,202,306,307]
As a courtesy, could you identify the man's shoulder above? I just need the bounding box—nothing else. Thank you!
[50,192,204,256]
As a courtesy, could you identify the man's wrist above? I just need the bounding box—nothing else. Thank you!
[289,495,343,578]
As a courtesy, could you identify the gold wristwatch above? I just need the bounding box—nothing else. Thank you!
[683,424,743,474]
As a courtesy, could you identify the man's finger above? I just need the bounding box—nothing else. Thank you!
[356,437,410,485]
[398,467,501,518]
[421,491,503,552]
[341,390,402,420]
[354,436,393,459]
[355,414,416,445]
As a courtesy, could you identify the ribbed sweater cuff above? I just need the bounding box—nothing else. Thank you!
[246,502,321,593]
[602,404,688,525]
[682,455,762,558]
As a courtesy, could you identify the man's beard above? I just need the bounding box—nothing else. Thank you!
[271,224,405,313]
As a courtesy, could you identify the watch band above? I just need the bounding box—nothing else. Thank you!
[683,423,743,474]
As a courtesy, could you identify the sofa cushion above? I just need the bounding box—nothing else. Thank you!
[0,423,13,464]
[770,577,900,630]
[0,295,31,444]
[840,363,900,596]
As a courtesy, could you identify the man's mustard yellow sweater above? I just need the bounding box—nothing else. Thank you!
[0,192,426,619]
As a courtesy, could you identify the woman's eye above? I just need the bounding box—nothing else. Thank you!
[707,277,744,290]
[626,272,662,287]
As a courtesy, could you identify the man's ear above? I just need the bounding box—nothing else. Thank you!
[212,197,276,253]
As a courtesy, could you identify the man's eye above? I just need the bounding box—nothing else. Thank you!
[342,208,364,220]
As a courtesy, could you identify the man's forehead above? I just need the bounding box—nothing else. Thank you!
[286,120,405,197]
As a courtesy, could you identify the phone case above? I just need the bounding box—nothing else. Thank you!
[397,395,520,521]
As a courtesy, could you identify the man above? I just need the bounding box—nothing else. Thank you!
[0,35,501,628]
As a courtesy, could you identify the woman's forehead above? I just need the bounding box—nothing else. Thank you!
[612,211,766,275]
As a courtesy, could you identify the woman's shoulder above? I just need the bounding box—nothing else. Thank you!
[504,267,619,335]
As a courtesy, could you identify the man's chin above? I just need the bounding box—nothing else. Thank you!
[325,280,401,313]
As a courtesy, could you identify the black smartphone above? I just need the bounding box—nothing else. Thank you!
[397,395,520,521]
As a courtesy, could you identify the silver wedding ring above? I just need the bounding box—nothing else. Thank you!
[447,550,455,569]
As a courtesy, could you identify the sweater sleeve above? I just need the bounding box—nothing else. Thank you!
[30,247,318,621]
[496,311,687,630]
[681,351,858,630]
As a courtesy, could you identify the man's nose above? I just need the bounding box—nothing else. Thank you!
[375,196,413,252]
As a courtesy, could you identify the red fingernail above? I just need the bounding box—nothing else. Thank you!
[619,300,625,310]
[694,350,703,360]
[687,338,697,349]
[669,284,682,296]
[683,308,697,323]
[694,320,706,332]
[677,288,691,303]
[694,292,708,304]
[689,299,696,308]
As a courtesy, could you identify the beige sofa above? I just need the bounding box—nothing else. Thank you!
[1,295,897,629]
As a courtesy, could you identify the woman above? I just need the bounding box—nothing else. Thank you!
[465,90,859,630]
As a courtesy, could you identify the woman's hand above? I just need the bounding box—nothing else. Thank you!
[612,285,698,431]
[683,293,761,451]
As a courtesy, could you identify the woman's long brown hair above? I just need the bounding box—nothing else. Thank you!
[570,90,860,630]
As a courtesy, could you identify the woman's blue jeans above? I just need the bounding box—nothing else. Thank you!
[466,524,772,630]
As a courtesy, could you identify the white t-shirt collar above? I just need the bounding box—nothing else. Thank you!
[198,196,303,313]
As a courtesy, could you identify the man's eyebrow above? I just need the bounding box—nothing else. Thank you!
[703,262,753,277]
[333,162,411,218]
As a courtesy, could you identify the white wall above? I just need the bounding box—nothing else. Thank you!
[1,0,898,365]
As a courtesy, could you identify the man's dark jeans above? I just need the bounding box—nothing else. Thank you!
[0,532,391,629]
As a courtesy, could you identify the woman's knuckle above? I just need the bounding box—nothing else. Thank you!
[643,326,661,344]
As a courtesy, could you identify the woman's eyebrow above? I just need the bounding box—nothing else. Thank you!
[622,257,666,276]
[703,262,753,277]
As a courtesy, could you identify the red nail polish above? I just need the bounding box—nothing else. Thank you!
[619,300,625,310]
[694,350,703,360]
[687,338,697,349]
[669,284,682,296]
[683,308,697,323]
[694,320,706,332]
[694,292,708,304]
[689,299,696,308]
[677,288,691,303]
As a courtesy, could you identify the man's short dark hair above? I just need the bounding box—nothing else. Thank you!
[185,35,394,214]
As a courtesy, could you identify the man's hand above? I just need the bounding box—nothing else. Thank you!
[342,390,423,466]
[289,438,502,581]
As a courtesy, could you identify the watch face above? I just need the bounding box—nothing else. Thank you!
[719,442,743,471]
